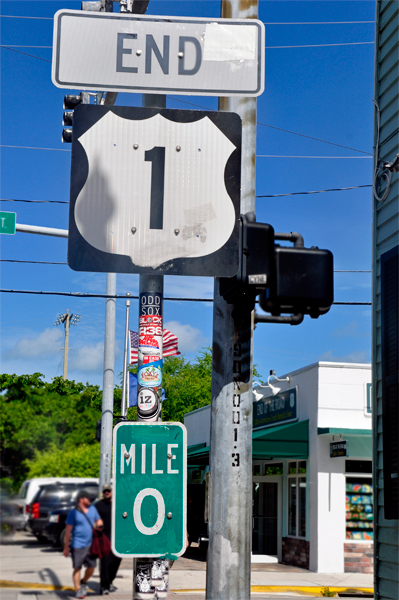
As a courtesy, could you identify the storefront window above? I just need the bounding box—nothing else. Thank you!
[346,476,373,541]
[288,478,297,535]
[298,461,307,474]
[264,463,283,476]
[288,461,307,538]
[298,477,306,537]
[253,464,262,476]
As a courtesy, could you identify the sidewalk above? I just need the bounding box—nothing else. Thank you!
[1,533,374,599]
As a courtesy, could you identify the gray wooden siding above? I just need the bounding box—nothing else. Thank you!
[373,0,399,599]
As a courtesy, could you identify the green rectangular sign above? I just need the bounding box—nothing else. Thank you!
[112,422,187,558]
[253,386,298,430]
[0,211,16,235]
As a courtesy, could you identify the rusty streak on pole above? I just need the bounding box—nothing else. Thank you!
[206,0,258,598]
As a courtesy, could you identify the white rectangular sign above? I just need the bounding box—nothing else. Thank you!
[52,10,265,97]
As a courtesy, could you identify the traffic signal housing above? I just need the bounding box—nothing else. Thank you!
[259,244,334,319]
[220,215,334,324]
[62,92,90,143]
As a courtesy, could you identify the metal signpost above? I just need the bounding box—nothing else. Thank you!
[0,212,16,235]
[112,422,187,597]
[52,11,264,97]
[67,105,241,277]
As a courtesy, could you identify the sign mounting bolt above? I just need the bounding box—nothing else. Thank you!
[136,50,142,56]
[174,229,180,236]
[167,453,173,459]
[131,227,137,235]
[133,144,139,150]
[124,452,130,458]
[167,513,173,520]
[122,512,128,519]
[176,146,181,152]
[178,52,184,58]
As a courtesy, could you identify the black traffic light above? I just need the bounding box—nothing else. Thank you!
[220,214,274,310]
[259,244,334,319]
[62,92,90,143]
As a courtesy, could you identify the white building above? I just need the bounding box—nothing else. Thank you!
[185,361,372,573]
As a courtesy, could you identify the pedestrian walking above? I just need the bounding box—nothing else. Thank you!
[63,489,103,599]
[95,483,122,595]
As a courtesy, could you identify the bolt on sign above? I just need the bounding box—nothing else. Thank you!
[112,422,187,558]
[67,105,241,277]
[52,11,264,97]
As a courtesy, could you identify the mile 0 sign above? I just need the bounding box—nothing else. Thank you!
[68,105,241,277]
[112,422,187,558]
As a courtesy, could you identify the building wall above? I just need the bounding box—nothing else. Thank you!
[184,362,372,573]
[372,1,399,598]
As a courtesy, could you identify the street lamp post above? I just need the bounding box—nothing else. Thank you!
[54,309,82,380]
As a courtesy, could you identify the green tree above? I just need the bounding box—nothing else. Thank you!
[0,373,103,489]
[25,444,100,478]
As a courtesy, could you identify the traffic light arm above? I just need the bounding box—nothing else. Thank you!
[254,310,304,326]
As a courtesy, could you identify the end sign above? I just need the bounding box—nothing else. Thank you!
[112,422,187,558]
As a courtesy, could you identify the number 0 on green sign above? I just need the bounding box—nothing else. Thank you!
[112,422,187,558]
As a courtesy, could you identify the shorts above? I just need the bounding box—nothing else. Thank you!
[71,546,96,570]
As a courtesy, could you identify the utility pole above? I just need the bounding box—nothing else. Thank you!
[121,293,131,417]
[98,0,118,493]
[54,309,82,380]
[206,0,259,598]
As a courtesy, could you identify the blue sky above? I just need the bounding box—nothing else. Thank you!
[1,1,375,388]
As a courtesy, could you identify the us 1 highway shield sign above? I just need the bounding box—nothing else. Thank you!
[68,105,241,277]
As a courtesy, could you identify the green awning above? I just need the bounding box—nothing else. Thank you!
[317,427,372,458]
[187,420,309,463]
[318,428,371,436]
[252,420,309,459]
[187,443,210,465]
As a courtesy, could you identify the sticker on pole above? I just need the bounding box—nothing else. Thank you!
[68,105,241,277]
[112,422,187,558]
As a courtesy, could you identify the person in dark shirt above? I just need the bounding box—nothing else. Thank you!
[95,484,121,595]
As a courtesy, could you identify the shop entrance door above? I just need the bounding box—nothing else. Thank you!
[252,477,282,560]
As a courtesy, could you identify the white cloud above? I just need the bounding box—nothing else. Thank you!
[69,342,104,372]
[9,328,62,358]
[333,321,370,339]
[164,320,208,355]
[319,350,370,364]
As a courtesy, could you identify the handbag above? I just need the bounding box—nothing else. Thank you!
[78,507,112,559]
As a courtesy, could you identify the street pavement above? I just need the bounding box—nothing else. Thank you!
[1,532,374,599]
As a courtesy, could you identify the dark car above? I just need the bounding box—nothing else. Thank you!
[27,482,99,543]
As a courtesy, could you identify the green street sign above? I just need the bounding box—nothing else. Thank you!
[112,422,187,558]
[0,212,16,235]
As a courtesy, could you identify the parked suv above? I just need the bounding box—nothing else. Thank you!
[17,477,98,529]
[27,482,99,543]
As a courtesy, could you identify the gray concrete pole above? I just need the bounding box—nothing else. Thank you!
[99,272,117,490]
[206,0,258,597]
[62,309,70,380]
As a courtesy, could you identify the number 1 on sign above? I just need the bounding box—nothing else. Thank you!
[145,146,165,230]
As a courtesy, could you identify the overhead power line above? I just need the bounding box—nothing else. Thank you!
[0,15,375,24]
[267,41,374,48]
[1,198,69,204]
[256,184,372,198]
[0,259,371,273]
[0,289,371,305]
[0,144,371,159]
[0,45,51,62]
[1,185,371,205]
